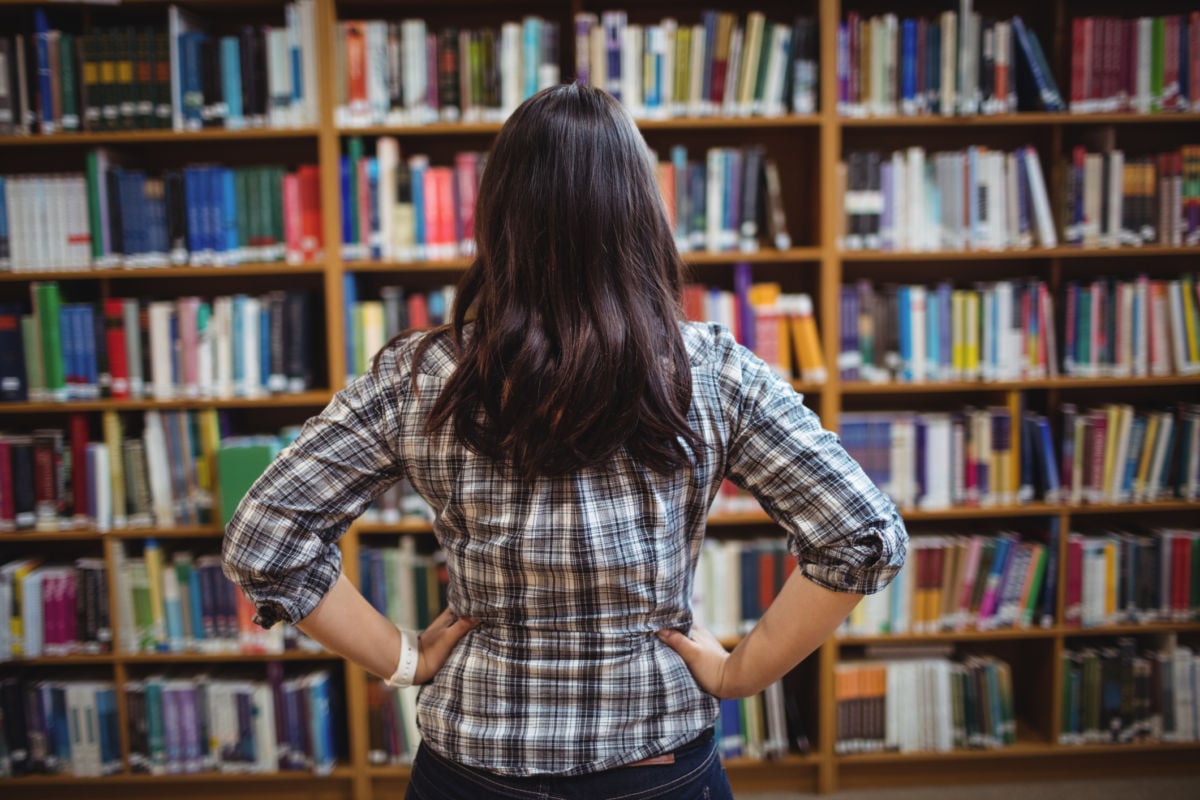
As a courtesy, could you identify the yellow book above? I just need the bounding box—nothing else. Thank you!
[5,559,43,656]
[144,539,167,648]
[788,293,827,383]
[1181,275,1199,367]
[196,409,221,523]
[1134,413,1160,501]
[1072,416,1086,504]
[965,292,980,379]
[951,290,965,378]
[102,410,127,529]
[1101,404,1120,501]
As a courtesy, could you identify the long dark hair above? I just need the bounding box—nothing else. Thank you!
[413,83,702,480]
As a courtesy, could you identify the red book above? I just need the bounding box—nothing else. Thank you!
[1079,17,1094,111]
[453,152,479,254]
[357,157,372,252]
[1087,411,1107,503]
[421,167,441,259]
[282,172,303,263]
[345,23,367,110]
[1164,16,1181,111]
[1190,13,1200,108]
[1174,535,1192,621]
[758,549,774,616]
[407,293,429,329]
[709,13,734,105]
[1065,534,1084,626]
[32,430,60,529]
[68,413,89,525]
[297,165,322,261]
[434,167,456,259]
[103,299,129,399]
[62,570,78,648]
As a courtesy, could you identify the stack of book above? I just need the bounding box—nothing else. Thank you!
[840,145,1057,252]
[0,3,319,136]
[359,539,447,633]
[837,8,1063,116]
[0,286,318,404]
[576,11,818,119]
[835,648,1016,753]
[655,144,792,253]
[125,665,341,775]
[1068,15,1200,114]
[0,558,111,660]
[0,678,121,777]
[1065,529,1199,628]
[840,531,1056,637]
[1061,144,1200,248]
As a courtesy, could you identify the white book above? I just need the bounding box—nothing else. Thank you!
[1136,19,1153,114]
[905,147,926,251]
[147,301,175,400]
[587,21,606,97]
[242,296,263,396]
[722,25,743,116]
[717,540,742,639]
[958,3,979,114]
[621,25,643,117]
[1106,150,1124,247]
[1023,147,1057,247]
[921,415,953,510]
[890,151,907,250]
[377,137,399,260]
[1115,283,1134,377]
[298,1,319,125]
[889,416,917,508]
[366,22,390,124]
[89,443,112,532]
[143,411,176,527]
[688,24,707,116]
[705,148,723,251]
[21,567,45,657]
[1167,281,1192,374]
[212,297,233,397]
[660,20,677,119]
[1005,152,1021,249]
[402,20,429,123]
[253,684,278,772]
[762,25,789,117]
[266,28,292,128]
[501,22,522,120]
[738,13,765,116]
[940,12,958,116]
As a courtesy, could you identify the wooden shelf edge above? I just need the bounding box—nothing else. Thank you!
[346,248,822,273]
[1,766,356,784]
[0,263,327,282]
[839,245,1198,261]
[837,628,1057,645]
[0,391,333,413]
[0,127,320,146]
[843,375,1200,393]
[338,115,821,137]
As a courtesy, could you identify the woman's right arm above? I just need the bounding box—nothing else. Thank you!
[661,327,907,698]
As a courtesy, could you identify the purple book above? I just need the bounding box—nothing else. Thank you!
[914,415,927,506]
[840,285,860,381]
[732,262,754,351]
[937,282,953,380]
[178,686,201,773]
[161,685,183,774]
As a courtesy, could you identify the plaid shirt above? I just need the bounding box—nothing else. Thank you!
[223,322,907,776]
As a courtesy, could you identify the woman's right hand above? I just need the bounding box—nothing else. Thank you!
[657,624,736,699]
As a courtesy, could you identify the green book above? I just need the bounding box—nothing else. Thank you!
[21,315,44,402]
[85,150,104,261]
[233,169,251,260]
[129,561,155,652]
[32,283,66,401]
[1150,18,1165,112]
[144,678,167,772]
[1020,547,1048,627]
[216,438,281,526]
[752,22,773,107]
[347,136,363,247]
[59,33,79,132]
[269,166,285,254]
[352,303,366,376]
[257,167,274,260]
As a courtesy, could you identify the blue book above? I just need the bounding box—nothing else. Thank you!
[221,37,244,128]
[732,262,754,351]
[739,546,758,628]
[937,283,952,379]
[308,673,335,774]
[522,17,540,100]
[670,145,688,244]
[48,684,71,768]
[366,158,380,259]
[967,147,982,248]
[700,11,718,105]
[409,158,427,258]
[33,10,54,132]
[339,156,353,246]
[186,562,205,643]
[80,304,99,398]
[232,295,246,390]
[180,32,206,128]
[206,166,223,260]
[901,19,917,112]
[183,168,202,257]
[259,302,271,393]
[897,286,913,381]
[718,698,743,758]
[604,12,624,100]
[221,168,239,261]
[1010,16,1065,111]
[427,289,446,326]
[724,149,741,250]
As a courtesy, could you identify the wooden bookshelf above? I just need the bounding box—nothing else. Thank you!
[2,0,1199,797]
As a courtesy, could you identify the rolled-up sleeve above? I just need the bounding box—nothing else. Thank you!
[718,328,907,595]
[222,362,406,628]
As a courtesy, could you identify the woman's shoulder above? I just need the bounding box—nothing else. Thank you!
[679,320,742,368]
[376,326,458,382]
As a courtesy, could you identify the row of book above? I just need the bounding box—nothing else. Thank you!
[841,533,1054,638]
[837,275,1200,385]
[835,649,1015,753]
[0,3,319,136]
[0,679,120,777]
[1060,639,1200,744]
[341,277,454,380]
[714,681,803,760]
[340,137,480,263]
[1066,529,1200,628]
[655,145,792,253]
[841,146,1058,252]
[840,401,1199,511]
[0,558,110,660]
[0,158,322,273]
[334,17,560,127]
[837,11,1062,117]
[692,539,796,641]
[1070,15,1200,114]
[111,540,316,657]
[574,11,817,120]
[1062,146,1200,249]
[1,286,318,403]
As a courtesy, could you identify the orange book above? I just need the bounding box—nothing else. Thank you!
[656,162,676,229]
[787,294,827,383]
[344,23,367,109]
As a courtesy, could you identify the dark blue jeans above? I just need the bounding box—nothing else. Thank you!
[405,729,734,800]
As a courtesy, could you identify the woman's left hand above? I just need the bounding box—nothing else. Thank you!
[415,607,480,684]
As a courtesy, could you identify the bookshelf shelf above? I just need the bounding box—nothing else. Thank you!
[839,245,1199,261]
[347,248,824,274]
[0,767,356,784]
[837,741,1053,763]
[0,128,321,147]
[1051,741,1200,755]
[0,530,108,542]
[118,650,338,663]
[341,116,822,138]
[836,628,1056,646]
[841,375,1200,393]
[8,654,116,665]
[839,112,1200,127]
[0,263,328,282]
[1063,501,1200,515]
[1061,622,1200,637]
[0,392,334,413]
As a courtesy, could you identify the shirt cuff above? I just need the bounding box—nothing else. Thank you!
[795,524,908,596]
[240,545,343,630]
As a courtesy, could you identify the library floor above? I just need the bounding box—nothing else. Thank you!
[742,775,1200,799]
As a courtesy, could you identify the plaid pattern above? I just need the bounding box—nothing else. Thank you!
[223,322,907,776]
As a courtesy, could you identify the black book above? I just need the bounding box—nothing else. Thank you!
[284,291,312,393]
[200,36,223,128]
[437,28,460,118]
[8,436,36,530]
[267,291,287,392]
[238,26,267,123]
[1,679,29,775]
[104,167,124,257]
[153,31,171,128]
[118,27,138,129]
[91,302,111,398]
[163,170,188,260]
[0,305,25,402]
[387,22,403,112]
[864,151,882,248]
[738,146,764,249]
[481,28,498,111]
[0,39,14,134]
[99,30,120,130]
[136,28,155,129]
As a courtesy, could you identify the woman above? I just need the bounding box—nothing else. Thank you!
[223,83,906,799]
